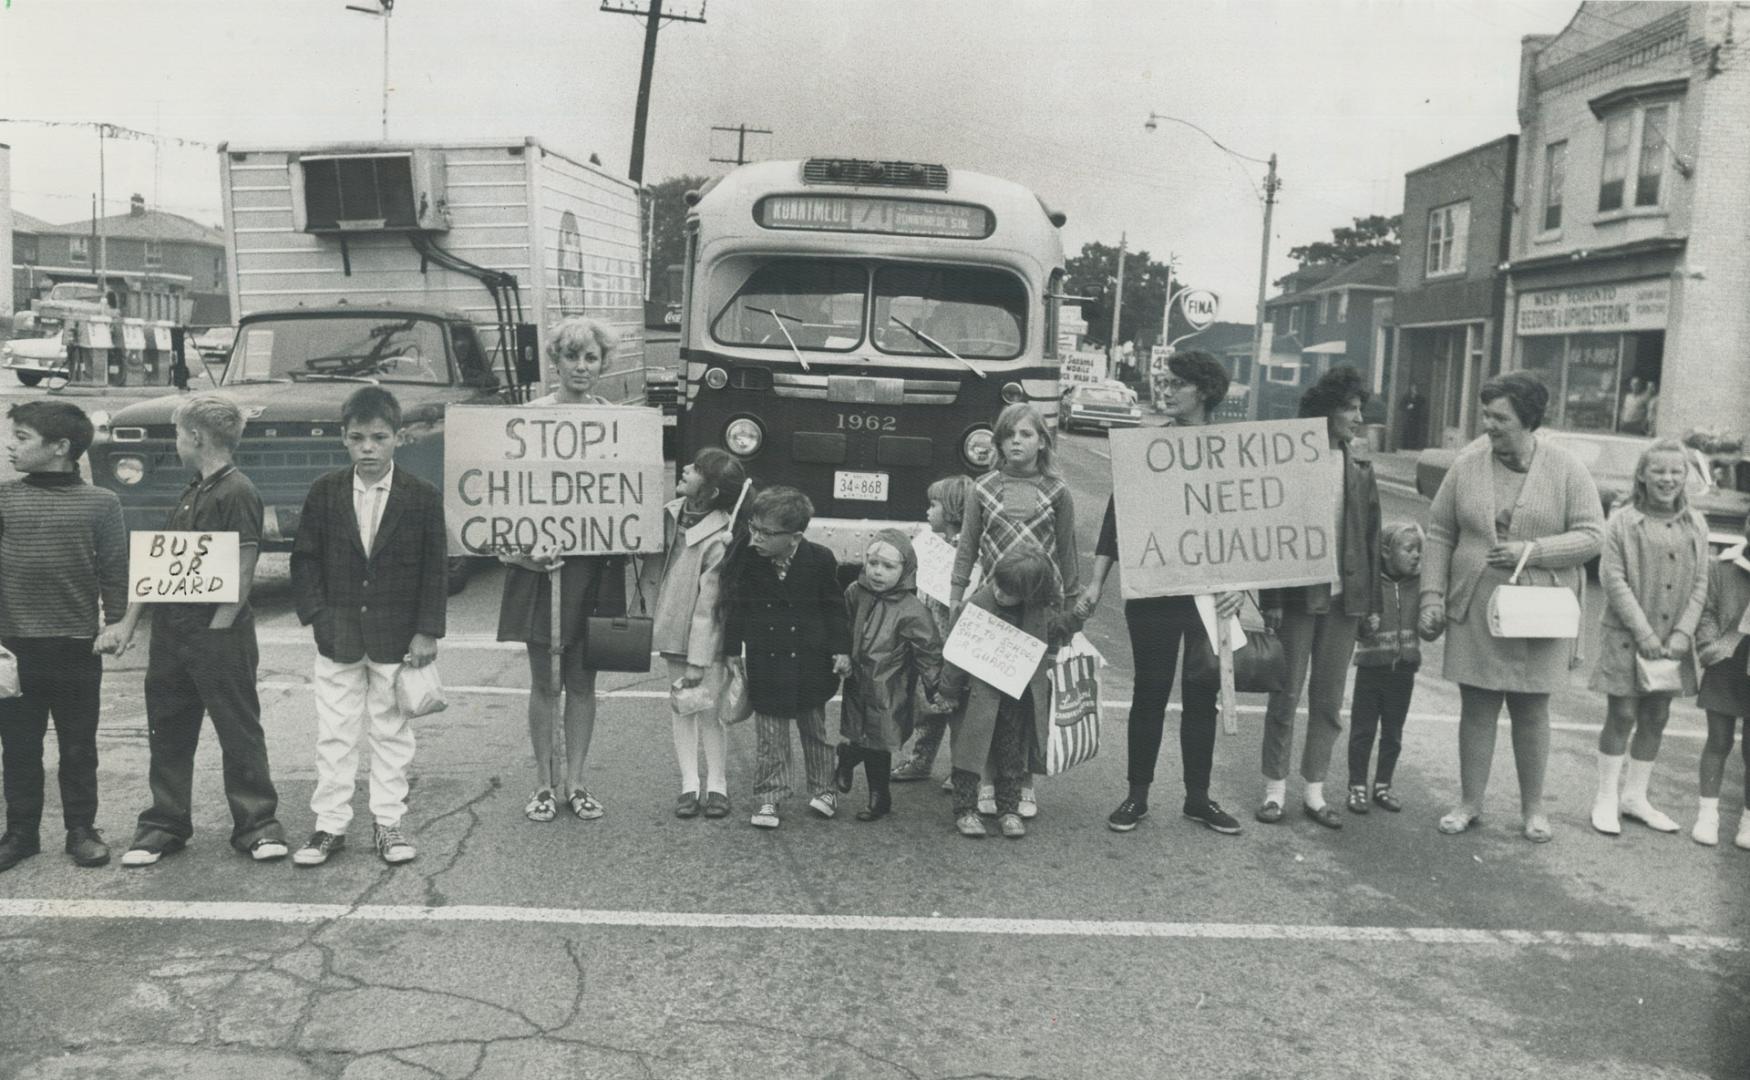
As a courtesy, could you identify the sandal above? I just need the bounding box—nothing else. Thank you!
[1522,815,1553,844]
[1437,807,1481,835]
[1372,785,1402,813]
[569,790,604,820]
[524,788,557,823]
[1346,785,1370,814]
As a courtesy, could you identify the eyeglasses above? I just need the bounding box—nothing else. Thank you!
[747,524,797,540]
[1161,377,1195,392]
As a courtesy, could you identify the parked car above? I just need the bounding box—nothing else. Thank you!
[1058,382,1143,434]
[1416,431,1749,550]
[192,326,237,363]
[1,333,69,386]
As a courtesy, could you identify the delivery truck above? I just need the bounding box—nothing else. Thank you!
[88,137,677,590]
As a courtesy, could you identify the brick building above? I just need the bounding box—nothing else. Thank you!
[1391,136,1517,450]
[1504,2,1749,438]
[11,194,229,327]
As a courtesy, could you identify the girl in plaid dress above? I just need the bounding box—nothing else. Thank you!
[949,403,1080,818]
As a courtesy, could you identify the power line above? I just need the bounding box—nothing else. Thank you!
[709,123,772,166]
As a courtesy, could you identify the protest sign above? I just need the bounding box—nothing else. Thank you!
[912,527,956,605]
[129,531,240,603]
[444,404,666,557]
[943,602,1048,699]
[1109,418,1342,599]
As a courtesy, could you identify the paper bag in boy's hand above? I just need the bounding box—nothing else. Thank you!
[395,661,448,719]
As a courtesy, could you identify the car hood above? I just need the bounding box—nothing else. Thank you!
[4,337,68,361]
[106,381,468,426]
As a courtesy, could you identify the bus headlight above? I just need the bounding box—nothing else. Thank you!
[961,427,995,469]
[1001,381,1026,404]
[112,456,146,485]
[724,417,764,457]
[704,367,729,390]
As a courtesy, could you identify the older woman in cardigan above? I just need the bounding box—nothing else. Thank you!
[1419,373,1603,843]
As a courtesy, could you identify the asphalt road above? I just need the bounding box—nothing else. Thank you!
[0,373,1746,1079]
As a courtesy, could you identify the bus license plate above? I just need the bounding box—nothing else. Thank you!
[833,470,889,502]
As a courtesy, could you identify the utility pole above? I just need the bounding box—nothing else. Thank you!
[96,125,108,310]
[1246,153,1281,420]
[1107,233,1127,368]
[709,123,772,166]
[603,0,707,183]
[344,0,394,139]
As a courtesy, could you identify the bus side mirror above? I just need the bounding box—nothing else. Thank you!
[513,323,540,385]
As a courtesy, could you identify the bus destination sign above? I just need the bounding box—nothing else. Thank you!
[757,195,993,239]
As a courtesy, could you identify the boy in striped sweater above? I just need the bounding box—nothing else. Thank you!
[0,402,129,871]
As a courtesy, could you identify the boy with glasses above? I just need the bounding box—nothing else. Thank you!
[719,487,850,828]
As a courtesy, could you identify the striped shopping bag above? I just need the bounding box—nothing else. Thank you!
[1045,634,1104,776]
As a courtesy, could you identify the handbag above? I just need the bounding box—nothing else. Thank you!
[1045,634,1104,776]
[1634,653,1683,694]
[670,660,724,716]
[721,652,753,725]
[1487,545,1580,639]
[0,645,19,699]
[581,557,654,673]
[1184,599,1288,695]
[394,661,448,719]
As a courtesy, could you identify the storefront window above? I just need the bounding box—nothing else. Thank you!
[1563,334,1622,433]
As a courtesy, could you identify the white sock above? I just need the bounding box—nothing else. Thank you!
[1698,796,1720,815]
[671,713,701,794]
[1265,778,1287,805]
[1304,781,1326,811]
[701,716,729,796]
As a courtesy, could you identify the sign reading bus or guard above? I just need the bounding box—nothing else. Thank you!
[756,195,993,239]
[443,404,666,556]
[129,531,241,603]
[1108,418,1342,598]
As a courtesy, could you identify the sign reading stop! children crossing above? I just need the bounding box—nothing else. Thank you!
[443,404,666,556]
[1108,418,1342,599]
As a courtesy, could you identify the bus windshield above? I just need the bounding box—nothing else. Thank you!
[711,259,865,352]
[871,265,1024,360]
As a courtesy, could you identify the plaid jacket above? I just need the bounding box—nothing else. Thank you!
[291,465,448,664]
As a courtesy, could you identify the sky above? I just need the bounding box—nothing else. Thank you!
[0,0,1588,323]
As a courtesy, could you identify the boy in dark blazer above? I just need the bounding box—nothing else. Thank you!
[721,487,850,829]
[289,387,447,866]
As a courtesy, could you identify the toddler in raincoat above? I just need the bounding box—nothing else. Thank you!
[836,529,945,821]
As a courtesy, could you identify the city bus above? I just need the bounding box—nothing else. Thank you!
[678,157,1069,564]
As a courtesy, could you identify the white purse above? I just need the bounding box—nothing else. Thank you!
[1487,544,1580,639]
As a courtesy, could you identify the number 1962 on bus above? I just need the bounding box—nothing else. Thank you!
[837,413,897,432]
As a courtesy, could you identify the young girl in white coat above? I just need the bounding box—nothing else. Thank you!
[652,448,748,819]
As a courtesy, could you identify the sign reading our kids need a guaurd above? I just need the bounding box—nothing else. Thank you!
[1108,418,1342,599]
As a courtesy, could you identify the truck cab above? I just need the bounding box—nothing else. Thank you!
[88,305,506,584]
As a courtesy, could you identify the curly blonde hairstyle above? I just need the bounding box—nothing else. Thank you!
[545,316,619,368]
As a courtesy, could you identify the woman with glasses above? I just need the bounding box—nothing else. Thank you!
[495,317,630,824]
[1075,350,1246,836]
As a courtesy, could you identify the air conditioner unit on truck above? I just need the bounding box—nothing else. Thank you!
[87,138,680,594]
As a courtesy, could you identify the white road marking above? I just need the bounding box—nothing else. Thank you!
[0,898,1736,951]
[249,681,1710,740]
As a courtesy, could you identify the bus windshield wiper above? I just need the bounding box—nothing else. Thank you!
[748,306,810,372]
[888,316,985,379]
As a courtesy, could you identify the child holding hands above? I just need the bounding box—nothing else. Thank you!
[1347,523,1425,814]
[838,529,945,821]
[1692,511,1750,850]
[892,474,972,784]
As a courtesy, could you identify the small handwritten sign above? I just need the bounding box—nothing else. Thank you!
[443,404,666,557]
[944,602,1047,700]
[911,528,956,605]
[129,531,240,603]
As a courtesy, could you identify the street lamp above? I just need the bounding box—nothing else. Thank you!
[1144,111,1279,420]
[346,0,394,140]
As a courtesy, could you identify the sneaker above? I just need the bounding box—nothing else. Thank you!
[250,837,290,862]
[0,832,41,873]
[568,790,604,821]
[1183,799,1242,835]
[750,803,780,829]
[702,792,731,819]
[1107,798,1148,832]
[1018,787,1038,820]
[121,837,184,867]
[293,831,346,867]
[976,784,997,817]
[1346,785,1370,814]
[998,812,1026,839]
[808,792,838,819]
[955,812,988,838]
[939,775,955,793]
[64,827,110,868]
[890,757,932,783]
[373,824,416,865]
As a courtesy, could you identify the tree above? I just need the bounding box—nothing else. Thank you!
[646,174,710,297]
[1064,241,1196,356]
[1286,213,1401,267]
